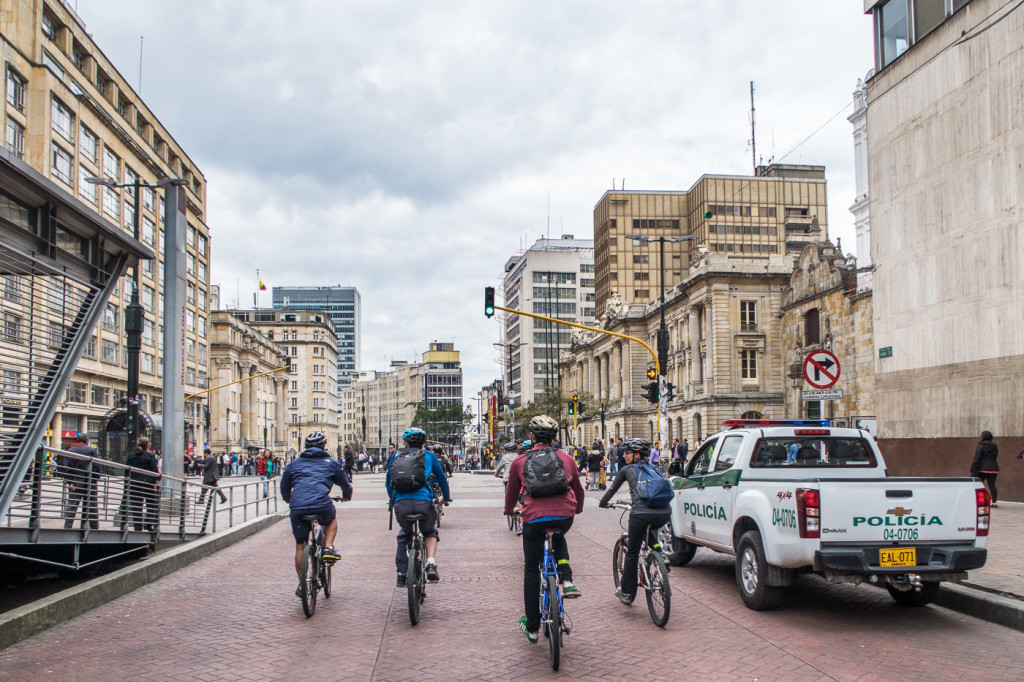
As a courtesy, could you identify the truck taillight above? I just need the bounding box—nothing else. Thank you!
[976,488,991,537]
[796,488,820,539]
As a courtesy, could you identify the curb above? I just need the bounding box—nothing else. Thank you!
[0,513,285,651]
[937,582,1024,632]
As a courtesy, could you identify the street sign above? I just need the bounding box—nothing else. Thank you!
[802,389,844,401]
[879,346,893,358]
[802,350,840,389]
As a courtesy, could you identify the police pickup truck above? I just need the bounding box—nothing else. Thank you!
[662,420,990,610]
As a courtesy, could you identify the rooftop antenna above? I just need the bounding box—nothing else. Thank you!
[546,191,550,239]
[138,36,144,94]
[749,81,757,174]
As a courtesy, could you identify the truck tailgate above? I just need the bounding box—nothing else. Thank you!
[818,479,980,543]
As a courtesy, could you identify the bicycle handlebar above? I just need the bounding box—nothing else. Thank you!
[609,500,631,510]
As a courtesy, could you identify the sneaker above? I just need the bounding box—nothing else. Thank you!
[295,583,303,599]
[396,573,407,588]
[561,581,581,599]
[323,546,342,563]
[615,588,634,605]
[518,616,538,643]
[426,563,440,583]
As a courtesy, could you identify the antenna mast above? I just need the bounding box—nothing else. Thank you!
[750,81,757,174]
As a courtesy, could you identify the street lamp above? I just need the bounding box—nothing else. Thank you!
[625,233,697,443]
[87,175,186,456]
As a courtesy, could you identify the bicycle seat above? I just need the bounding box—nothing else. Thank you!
[300,514,321,521]
[543,529,565,536]
[404,513,427,521]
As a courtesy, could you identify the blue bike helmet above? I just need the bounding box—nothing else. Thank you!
[402,427,427,447]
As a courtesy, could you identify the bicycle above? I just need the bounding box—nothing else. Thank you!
[539,529,572,671]
[403,512,429,626]
[298,496,344,618]
[506,508,522,534]
[609,501,671,627]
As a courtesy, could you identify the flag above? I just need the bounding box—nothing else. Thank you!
[259,280,267,291]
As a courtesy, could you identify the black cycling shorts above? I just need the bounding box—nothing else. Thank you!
[289,503,336,543]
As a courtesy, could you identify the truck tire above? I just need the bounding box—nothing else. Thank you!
[735,530,783,610]
[660,526,697,566]
[886,582,939,607]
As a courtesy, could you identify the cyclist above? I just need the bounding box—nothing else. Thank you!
[281,432,353,599]
[386,427,451,586]
[598,437,672,605]
[503,415,585,643]
[494,442,517,488]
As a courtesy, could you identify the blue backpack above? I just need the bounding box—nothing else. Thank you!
[635,464,673,508]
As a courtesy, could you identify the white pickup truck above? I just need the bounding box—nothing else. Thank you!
[661,419,990,610]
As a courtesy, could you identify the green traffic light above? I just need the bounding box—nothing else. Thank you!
[703,211,714,220]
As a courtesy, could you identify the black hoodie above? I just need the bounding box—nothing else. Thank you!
[970,432,999,475]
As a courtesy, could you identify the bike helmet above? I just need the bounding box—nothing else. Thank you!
[622,437,651,457]
[402,427,427,447]
[503,442,517,452]
[304,431,327,449]
[527,415,558,444]
[518,440,532,453]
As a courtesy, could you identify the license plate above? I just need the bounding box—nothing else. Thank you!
[879,547,916,567]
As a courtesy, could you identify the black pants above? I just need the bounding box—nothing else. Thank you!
[199,479,228,504]
[394,499,438,574]
[621,511,671,598]
[63,481,99,529]
[979,472,998,503]
[522,518,574,632]
[129,482,158,531]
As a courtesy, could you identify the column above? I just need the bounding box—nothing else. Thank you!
[239,362,253,445]
[275,377,287,450]
[247,365,258,446]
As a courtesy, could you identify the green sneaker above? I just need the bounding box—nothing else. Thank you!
[561,581,581,599]
[518,616,538,643]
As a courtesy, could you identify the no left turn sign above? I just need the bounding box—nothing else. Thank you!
[803,350,840,389]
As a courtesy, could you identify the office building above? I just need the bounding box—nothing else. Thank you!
[272,286,360,391]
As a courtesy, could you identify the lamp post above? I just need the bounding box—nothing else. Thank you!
[87,175,185,456]
[624,233,696,444]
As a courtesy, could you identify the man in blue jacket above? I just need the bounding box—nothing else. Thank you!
[281,432,353,597]
[386,428,451,586]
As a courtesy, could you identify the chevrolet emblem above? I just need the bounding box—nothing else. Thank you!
[887,507,913,516]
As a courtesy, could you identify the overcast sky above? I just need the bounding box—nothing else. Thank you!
[75,1,875,412]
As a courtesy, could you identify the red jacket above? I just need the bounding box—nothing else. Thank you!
[256,457,268,476]
[503,445,585,522]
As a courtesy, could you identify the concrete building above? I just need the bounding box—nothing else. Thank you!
[862,0,1023,498]
[225,308,339,455]
[1,2,211,451]
[208,311,290,455]
[501,235,595,407]
[272,286,360,390]
[593,166,830,313]
[340,342,464,454]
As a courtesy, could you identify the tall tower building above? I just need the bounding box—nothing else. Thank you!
[501,235,595,407]
[272,286,360,391]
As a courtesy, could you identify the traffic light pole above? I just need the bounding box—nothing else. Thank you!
[489,303,663,444]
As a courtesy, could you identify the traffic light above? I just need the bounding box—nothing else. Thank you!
[665,383,676,401]
[641,381,659,404]
[484,287,495,317]
[568,393,578,415]
[647,367,657,381]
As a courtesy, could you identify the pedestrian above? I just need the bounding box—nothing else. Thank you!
[648,442,661,468]
[614,437,626,475]
[199,447,228,505]
[970,431,999,508]
[344,447,355,480]
[231,452,239,476]
[61,435,99,530]
[587,448,604,491]
[257,450,270,497]
[680,438,689,463]
[126,436,160,531]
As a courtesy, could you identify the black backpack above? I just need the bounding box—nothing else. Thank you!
[522,447,569,498]
[390,448,427,493]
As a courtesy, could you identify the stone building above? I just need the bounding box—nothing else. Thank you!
[780,242,875,427]
[208,312,290,455]
[1,3,211,452]
[562,250,795,447]
[224,309,339,455]
[862,0,1023,498]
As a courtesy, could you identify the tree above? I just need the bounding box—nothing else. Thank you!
[512,388,606,445]
[411,401,474,449]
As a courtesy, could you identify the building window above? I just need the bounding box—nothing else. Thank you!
[741,350,757,380]
[102,186,119,219]
[198,317,206,338]
[142,217,155,245]
[186,253,195,275]
[78,165,97,203]
[6,119,24,158]
[101,339,118,364]
[633,289,649,299]
[90,385,109,406]
[804,308,820,346]
[186,367,196,385]
[47,321,63,349]
[6,68,26,111]
[41,12,58,39]
[1,313,22,344]
[878,0,910,67]
[186,338,195,360]
[197,234,207,256]
[84,335,96,358]
[186,310,194,332]
[633,255,649,264]
[197,261,207,284]
[633,271,649,281]
[51,97,75,142]
[66,381,87,403]
[102,303,118,331]
[187,281,196,304]
[291,398,298,408]
[143,319,153,345]
[142,186,154,211]
[51,144,73,185]
[740,301,757,331]
[198,288,207,310]
[198,343,207,364]
[142,284,154,311]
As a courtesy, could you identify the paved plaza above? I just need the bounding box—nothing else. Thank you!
[2,473,1023,681]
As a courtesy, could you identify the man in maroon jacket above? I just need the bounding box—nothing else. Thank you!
[504,414,585,643]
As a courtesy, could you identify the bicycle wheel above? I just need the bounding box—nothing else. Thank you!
[321,550,332,599]
[611,537,626,590]
[407,541,421,626]
[514,513,522,534]
[300,544,317,618]
[507,513,514,531]
[546,574,561,671]
[644,552,671,628]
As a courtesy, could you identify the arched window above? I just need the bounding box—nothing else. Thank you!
[693,413,702,442]
[805,308,820,345]
[741,410,762,420]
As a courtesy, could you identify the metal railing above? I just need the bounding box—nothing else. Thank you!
[1,446,278,568]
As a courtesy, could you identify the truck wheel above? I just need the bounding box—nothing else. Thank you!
[660,525,697,566]
[735,530,783,610]
[886,582,939,607]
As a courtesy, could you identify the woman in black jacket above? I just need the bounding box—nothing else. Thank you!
[970,431,999,507]
[126,436,160,530]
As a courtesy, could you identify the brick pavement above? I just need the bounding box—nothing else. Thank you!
[2,473,1023,681]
